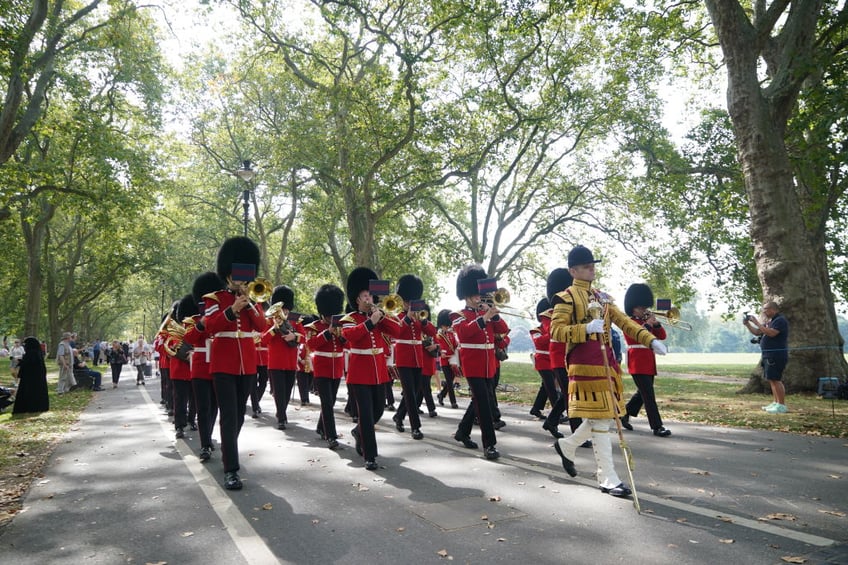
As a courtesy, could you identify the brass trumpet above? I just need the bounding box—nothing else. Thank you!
[247,277,273,303]
[647,307,692,331]
[264,301,285,323]
[415,310,429,321]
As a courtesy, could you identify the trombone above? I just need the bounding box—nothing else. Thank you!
[647,307,692,331]
[481,287,534,320]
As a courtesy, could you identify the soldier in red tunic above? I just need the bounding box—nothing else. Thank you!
[203,237,269,490]
[435,309,460,409]
[183,271,223,462]
[264,285,303,430]
[341,267,403,470]
[391,275,436,440]
[529,298,555,421]
[622,283,671,437]
[451,265,509,460]
[304,284,347,449]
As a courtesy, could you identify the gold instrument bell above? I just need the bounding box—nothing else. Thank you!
[647,307,692,331]
[247,277,273,303]
[379,293,404,314]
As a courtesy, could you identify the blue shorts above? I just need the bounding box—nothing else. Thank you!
[762,357,787,381]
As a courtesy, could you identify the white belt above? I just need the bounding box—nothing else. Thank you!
[534,350,549,355]
[256,346,268,352]
[193,347,208,354]
[627,345,648,349]
[460,343,494,350]
[215,331,252,338]
[349,347,383,355]
[395,339,422,345]
[313,351,343,358]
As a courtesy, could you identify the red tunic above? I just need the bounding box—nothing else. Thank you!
[530,317,551,371]
[435,328,460,372]
[264,319,303,371]
[341,312,403,385]
[203,290,269,375]
[452,307,509,379]
[625,316,666,375]
[394,314,437,368]
[305,320,345,379]
[183,315,212,380]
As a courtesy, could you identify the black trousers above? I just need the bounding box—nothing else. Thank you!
[457,376,497,449]
[250,365,269,412]
[349,383,386,461]
[419,373,436,413]
[160,368,172,409]
[315,377,341,439]
[490,367,502,420]
[172,379,193,430]
[269,369,296,424]
[296,371,313,403]
[192,378,218,449]
[626,373,663,429]
[110,363,123,385]
[545,367,581,433]
[394,366,423,430]
[438,365,458,406]
[212,373,252,473]
[532,369,557,413]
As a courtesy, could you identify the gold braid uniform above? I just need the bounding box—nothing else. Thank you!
[550,279,656,419]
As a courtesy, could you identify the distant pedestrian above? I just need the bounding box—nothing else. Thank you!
[108,340,127,388]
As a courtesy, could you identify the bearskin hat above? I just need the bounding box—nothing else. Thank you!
[536,297,551,321]
[456,264,488,300]
[177,293,199,320]
[437,308,452,328]
[567,245,601,268]
[192,271,224,304]
[546,268,574,302]
[624,283,654,316]
[314,284,345,317]
[271,285,295,311]
[23,336,41,355]
[396,274,424,301]
[216,236,261,281]
[346,266,378,309]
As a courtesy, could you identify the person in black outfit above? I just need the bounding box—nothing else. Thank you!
[13,337,49,414]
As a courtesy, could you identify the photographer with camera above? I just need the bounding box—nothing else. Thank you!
[743,301,789,413]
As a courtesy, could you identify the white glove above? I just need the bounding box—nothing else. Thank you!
[586,319,605,334]
[651,340,668,356]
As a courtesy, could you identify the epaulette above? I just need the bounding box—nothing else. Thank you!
[202,292,220,304]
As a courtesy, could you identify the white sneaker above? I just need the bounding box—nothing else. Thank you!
[762,402,777,411]
[765,403,788,414]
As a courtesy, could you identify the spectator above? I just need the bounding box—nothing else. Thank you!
[13,337,49,414]
[9,338,24,386]
[73,350,104,391]
[131,335,150,385]
[56,332,76,394]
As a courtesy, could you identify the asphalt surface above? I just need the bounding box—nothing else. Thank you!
[1,366,846,564]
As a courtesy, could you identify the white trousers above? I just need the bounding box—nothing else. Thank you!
[557,418,622,489]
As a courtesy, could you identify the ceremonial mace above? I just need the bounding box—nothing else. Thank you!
[587,299,641,514]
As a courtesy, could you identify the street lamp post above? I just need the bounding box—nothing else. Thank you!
[236,160,255,237]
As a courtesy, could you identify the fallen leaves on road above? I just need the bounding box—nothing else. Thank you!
[817,510,845,517]
[180,531,193,537]
[716,515,734,523]
[688,469,711,476]
[262,503,273,510]
[489,495,501,502]
[759,513,797,521]
[780,556,807,563]
[719,539,734,544]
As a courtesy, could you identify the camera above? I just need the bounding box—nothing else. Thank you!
[750,336,762,344]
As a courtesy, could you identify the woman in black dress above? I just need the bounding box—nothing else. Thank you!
[13,337,49,414]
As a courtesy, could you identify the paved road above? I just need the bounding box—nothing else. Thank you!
[1,367,846,564]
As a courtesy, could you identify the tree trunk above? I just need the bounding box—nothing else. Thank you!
[707,0,847,392]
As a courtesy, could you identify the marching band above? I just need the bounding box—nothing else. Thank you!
[157,238,672,498]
